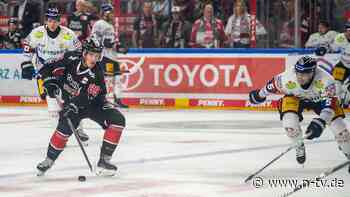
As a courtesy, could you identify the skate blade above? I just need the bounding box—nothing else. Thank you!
[96,167,116,177]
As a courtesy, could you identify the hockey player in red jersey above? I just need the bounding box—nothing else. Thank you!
[36,37,125,176]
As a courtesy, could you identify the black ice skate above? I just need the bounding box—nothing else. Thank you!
[113,95,128,108]
[96,156,117,176]
[296,142,306,164]
[37,157,54,176]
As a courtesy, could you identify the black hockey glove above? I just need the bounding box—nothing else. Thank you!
[117,46,128,54]
[43,77,60,98]
[21,61,36,80]
[61,103,79,118]
[305,118,326,140]
[315,46,327,56]
[249,90,266,104]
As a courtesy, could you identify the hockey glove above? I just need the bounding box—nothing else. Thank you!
[61,103,79,118]
[305,118,326,140]
[117,46,128,54]
[249,90,266,104]
[43,77,61,98]
[315,46,327,56]
[21,61,36,80]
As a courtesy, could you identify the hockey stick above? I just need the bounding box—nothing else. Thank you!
[244,138,306,183]
[280,160,350,197]
[67,117,94,173]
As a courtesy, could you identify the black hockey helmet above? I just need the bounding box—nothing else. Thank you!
[83,36,103,54]
[45,7,60,20]
[294,56,317,73]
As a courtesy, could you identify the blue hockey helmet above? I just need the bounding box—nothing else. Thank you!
[45,8,60,20]
[294,56,317,73]
[101,3,113,13]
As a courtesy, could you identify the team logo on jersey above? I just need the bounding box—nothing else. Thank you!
[68,55,79,61]
[314,80,324,90]
[336,35,346,43]
[286,81,296,89]
[34,31,44,39]
[87,84,101,97]
[63,33,73,41]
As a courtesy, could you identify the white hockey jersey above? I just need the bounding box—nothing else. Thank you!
[331,33,350,53]
[305,30,338,50]
[24,25,81,69]
[90,19,118,59]
[266,67,337,102]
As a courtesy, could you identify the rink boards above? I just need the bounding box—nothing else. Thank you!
[0,49,341,110]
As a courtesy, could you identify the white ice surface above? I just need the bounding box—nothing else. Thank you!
[0,107,349,197]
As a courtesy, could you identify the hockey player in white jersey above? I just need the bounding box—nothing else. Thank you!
[249,56,350,171]
[20,8,90,143]
[305,21,338,56]
[90,3,128,108]
[332,46,350,108]
[331,22,350,53]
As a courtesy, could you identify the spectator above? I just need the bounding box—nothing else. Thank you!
[153,0,171,25]
[130,0,144,13]
[67,0,98,42]
[132,1,158,48]
[266,1,288,48]
[225,0,266,48]
[220,0,234,24]
[2,18,21,49]
[279,0,309,48]
[190,3,226,48]
[0,0,7,16]
[305,21,338,52]
[11,0,40,39]
[160,6,192,48]
[172,0,196,23]
[346,11,350,22]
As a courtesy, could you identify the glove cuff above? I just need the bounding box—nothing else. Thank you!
[249,90,266,104]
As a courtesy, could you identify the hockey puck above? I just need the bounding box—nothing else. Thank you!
[78,175,86,182]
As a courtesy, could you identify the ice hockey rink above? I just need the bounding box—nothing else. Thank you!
[0,106,349,197]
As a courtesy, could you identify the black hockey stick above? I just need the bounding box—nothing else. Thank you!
[67,117,94,172]
[244,138,306,183]
[280,160,350,197]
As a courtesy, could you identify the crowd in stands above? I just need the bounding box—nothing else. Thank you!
[0,0,349,50]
